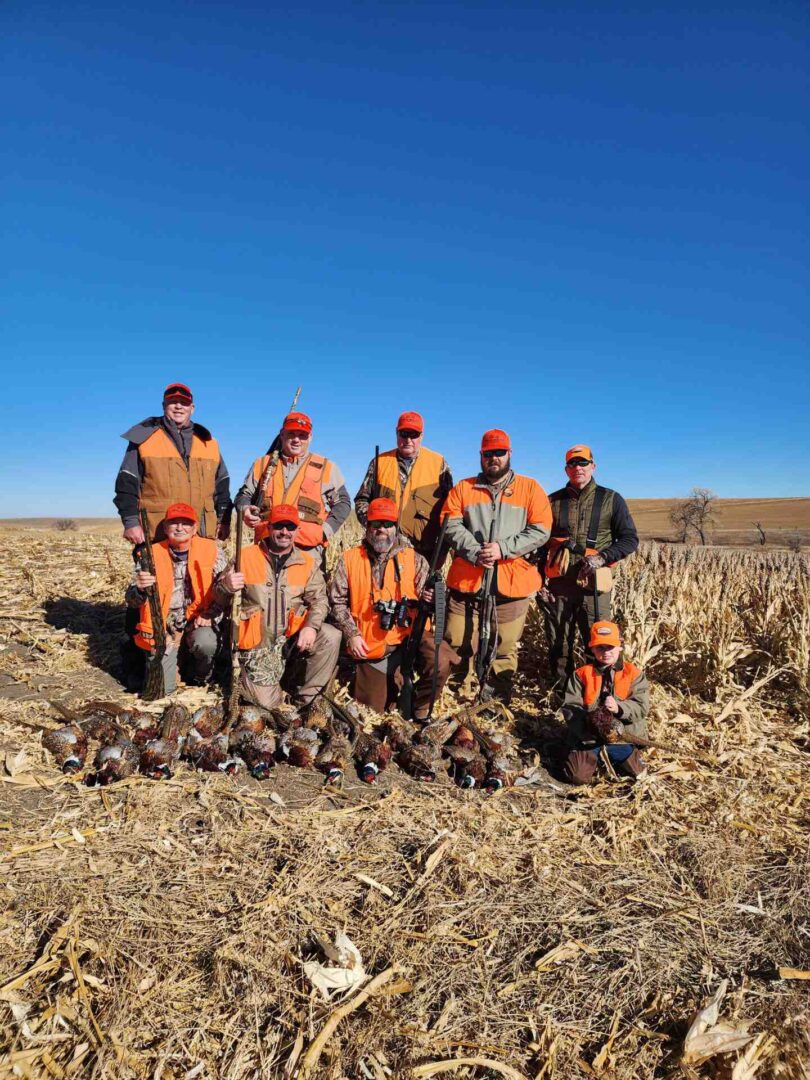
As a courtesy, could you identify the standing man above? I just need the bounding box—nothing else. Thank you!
[235,411,351,556]
[114,382,231,543]
[215,504,341,714]
[442,430,552,704]
[541,444,639,685]
[126,503,228,696]
[329,498,457,717]
[354,411,453,560]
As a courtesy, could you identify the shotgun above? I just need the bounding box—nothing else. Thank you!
[225,510,244,727]
[134,507,166,701]
[398,516,449,720]
[252,387,302,525]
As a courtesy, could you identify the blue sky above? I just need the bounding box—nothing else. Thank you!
[3,1,808,516]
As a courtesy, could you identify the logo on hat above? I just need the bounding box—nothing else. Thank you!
[596,627,611,635]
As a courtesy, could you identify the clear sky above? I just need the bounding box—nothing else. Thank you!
[3,1,808,516]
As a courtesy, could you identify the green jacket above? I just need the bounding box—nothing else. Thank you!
[545,480,639,577]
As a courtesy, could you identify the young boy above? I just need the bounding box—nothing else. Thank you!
[561,620,649,784]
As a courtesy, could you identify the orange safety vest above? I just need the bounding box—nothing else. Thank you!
[375,448,444,548]
[135,537,218,651]
[251,453,332,548]
[576,661,641,706]
[444,476,547,598]
[138,427,220,539]
[237,543,315,650]
[344,545,418,660]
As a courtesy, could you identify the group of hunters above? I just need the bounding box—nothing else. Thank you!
[115,382,646,785]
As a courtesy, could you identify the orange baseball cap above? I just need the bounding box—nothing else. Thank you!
[481,429,511,452]
[163,382,193,404]
[367,498,398,523]
[283,411,312,434]
[164,502,197,523]
[269,504,300,526]
[566,444,593,463]
[397,411,424,433]
[589,621,622,648]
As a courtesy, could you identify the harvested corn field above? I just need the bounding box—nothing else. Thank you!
[0,527,808,1079]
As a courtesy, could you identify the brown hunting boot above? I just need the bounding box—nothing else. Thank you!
[563,750,597,785]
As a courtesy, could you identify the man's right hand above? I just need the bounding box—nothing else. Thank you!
[348,634,370,660]
[123,525,145,545]
[221,570,245,593]
[135,569,156,590]
[242,505,262,528]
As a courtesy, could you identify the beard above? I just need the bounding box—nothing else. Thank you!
[367,532,395,555]
[483,455,510,482]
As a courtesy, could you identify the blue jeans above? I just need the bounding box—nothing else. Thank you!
[588,743,634,765]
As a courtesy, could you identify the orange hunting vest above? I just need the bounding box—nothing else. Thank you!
[237,543,315,650]
[138,427,220,539]
[375,448,444,548]
[135,537,218,651]
[251,453,332,548]
[344,545,418,660]
[576,662,641,706]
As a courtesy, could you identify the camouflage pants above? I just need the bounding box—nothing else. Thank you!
[239,624,341,709]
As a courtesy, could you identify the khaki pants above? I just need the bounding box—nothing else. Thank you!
[155,625,218,695]
[542,579,611,685]
[352,632,457,717]
[444,592,531,688]
[240,623,341,709]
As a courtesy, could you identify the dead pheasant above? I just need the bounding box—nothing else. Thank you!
[191,703,226,738]
[79,713,126,745]
[139,735,180,779]
[355,733,393,784]
[278,726,321,769]
[397,743,441,782]
[230,729,277,779]
[159,702,191,744]
[443,744,488,789]
[315,733,354,785]
[484,754,519,795]
[417,717,460,747]
[451,725,477,751]
[132,712,161,748]
[88,738,141,786]
[42,724,88,774]
[186,733,241,774]
[378,716,418,752]
[235,704,272,734]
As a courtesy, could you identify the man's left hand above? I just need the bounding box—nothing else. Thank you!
[296,626,317,653]
[476,542,502,568]
[420,587,434,606]
[603,695,619,714]
[216,517,231,541]
[192,615,212,628]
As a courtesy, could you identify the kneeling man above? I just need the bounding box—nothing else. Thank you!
[127,502,227,696]
[215,504,341,713]
[329,498,457,717]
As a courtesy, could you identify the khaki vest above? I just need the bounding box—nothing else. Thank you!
[375,447,444,551]
[138,427,219,538]
[238,544,315,650]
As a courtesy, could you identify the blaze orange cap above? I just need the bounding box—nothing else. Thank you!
[367,498,399,523]
[589,621,622,648]
[396,411,424,433]
[269,503,300,526]
[283,411,312,434]
[163,382,193,404]
[481,429,511,452]
[566,444,593,464]
[164,502,197,523]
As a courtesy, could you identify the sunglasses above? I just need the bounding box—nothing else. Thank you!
[368,520,396,529]
[271,522,298,532]
[397,429,421,439]
[566,460,592,467]
[482,449,507,458]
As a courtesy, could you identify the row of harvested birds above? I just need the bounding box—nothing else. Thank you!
[41,698,520,793]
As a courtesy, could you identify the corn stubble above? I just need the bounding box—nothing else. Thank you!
[0,528,808,1079]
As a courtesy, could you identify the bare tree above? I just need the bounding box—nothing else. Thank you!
[54,519,78,532]
[669,488,718,545]
[752,521,766,547]
[786,531,803,553]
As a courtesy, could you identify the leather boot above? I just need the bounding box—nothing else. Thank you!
[563,749,597,785]
[617,748,645,779]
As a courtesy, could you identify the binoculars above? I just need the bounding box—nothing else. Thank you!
[374,597,413,630]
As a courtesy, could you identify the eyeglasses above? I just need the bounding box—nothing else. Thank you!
[368,520,396,529]
[271,522,298,532]
[397,429,421,440]
[566,460,592,468]
[166,520,195,528]
[482,449,507,458]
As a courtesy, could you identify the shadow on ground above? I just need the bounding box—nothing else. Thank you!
[44,598,126,682]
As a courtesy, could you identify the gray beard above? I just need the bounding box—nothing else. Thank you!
[367,534,394,555]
